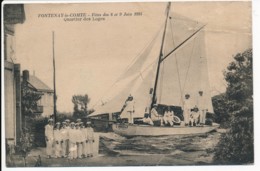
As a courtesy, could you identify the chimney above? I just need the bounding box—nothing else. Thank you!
[22,70,29,82]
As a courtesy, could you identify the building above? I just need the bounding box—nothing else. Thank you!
[4,5,53,149]
[22,70,54,117]
[4,4,25,146]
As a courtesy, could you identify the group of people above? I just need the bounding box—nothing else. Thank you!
[120,90,207,127]
[142,92,207,127]
[45,118,96,159]
[143,105,177,126]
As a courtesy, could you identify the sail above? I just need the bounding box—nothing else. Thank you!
[156,12,213,113]
[120,62,158,119]
[117,29,162,80]
[90,10,214,119]
[91,74,140,115]
[90,28,163,117]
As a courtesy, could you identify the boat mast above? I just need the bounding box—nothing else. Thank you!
[52,31,57,123]
[151,2,171,110]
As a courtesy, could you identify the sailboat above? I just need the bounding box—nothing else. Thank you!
[88,2,219,136]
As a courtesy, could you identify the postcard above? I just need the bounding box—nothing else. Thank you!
[2,0,254,168]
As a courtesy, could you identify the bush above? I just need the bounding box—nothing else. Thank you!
[214,109,253,164]
[212,94,230,128]
[26,117,48,147]
[213,49,253,164]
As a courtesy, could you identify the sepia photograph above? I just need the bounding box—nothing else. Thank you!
[2,0,254,168]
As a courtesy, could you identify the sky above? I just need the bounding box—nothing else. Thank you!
[14,1,252,113]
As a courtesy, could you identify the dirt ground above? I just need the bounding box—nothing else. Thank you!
[6,132,221,167]
[6,147,213,167]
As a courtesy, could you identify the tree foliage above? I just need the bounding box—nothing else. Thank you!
[214,49,253,164]
[21,81,43,117]
[212,93,230,128]
[72,94,91,118]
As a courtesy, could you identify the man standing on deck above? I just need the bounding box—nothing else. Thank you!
[45,118,54,158]
[125,95,135,124]
[183,94,191,126]
[198,91,207,125]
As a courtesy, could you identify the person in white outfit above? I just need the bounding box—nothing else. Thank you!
[198,91,207,125]
[45,118,54,158]
[143,113,154,125]
[54,122,62,158]
[163,107,174,126]
[75,122,84,159]
[168,109,174,126]
[125,95,135,124]
[60,121,68,157]
[150,104,164,126]
[65,119,70,155]
[183,94,191,126]
[82,123,88,158]
[192,106,200,126]
[86,122,95,157]
[189,111,194,126]
[68,122,77,159]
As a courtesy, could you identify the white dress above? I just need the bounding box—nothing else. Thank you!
[183,99,191,124]
[45,125,54,156]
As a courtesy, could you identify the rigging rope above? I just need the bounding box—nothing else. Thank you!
[115,25,163,82]
[169,18,184,108]
[181,37,197,96]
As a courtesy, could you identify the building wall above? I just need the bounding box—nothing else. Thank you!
[5,33,15,62]
[5,61,16,145]
[4,4,25,147]
[38,92,54,117]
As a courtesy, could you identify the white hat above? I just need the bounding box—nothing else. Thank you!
[56,122,61,125]
[65,119,70,122]
[86,121,91,125]
[48,118,54,122]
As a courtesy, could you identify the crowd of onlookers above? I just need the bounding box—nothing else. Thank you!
[45,118,96,159]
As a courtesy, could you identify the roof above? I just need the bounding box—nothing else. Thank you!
[24,75,53,92]
[4,4,25,24]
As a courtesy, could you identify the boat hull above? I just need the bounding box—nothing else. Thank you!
[112,123,219,137]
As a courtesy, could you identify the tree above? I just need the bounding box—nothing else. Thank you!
[212,93,230,128]
[72,94,91,118]
[19,81,43,165]
[214,49,253,164]
[21,81,43,118]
